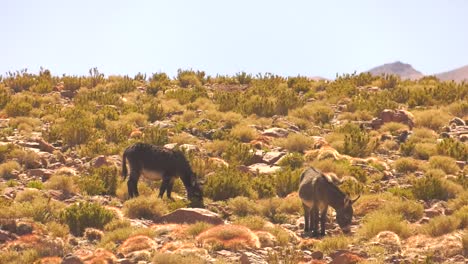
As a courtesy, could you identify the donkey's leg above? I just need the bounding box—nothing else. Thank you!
[128,167,141,198]
[311,205,320,237]
[320,206,328,237]
[302,203,310,234]
[158,177,170,199]
[165,177,175,201]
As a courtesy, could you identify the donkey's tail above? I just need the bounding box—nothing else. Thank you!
[122,150,128,180]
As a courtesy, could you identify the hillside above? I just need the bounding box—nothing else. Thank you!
[0,70,467,263]
[435,65,468,82]
[367,61,424,80]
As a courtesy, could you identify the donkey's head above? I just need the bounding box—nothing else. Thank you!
[336,195,360,233]
[187,175,204,208]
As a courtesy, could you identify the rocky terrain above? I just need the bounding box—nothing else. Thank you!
[0,69,467,263]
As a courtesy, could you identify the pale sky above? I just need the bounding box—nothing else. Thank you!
[2,0,467,79]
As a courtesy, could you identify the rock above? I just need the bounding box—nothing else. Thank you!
[36,257,62,264]
[372,109,415,130]
[152,120,174,129]
[16,221,34,235]
[60,90,76,98]
[240,251,268,264]
[248,163,282,174]
[403,232,464,258]
[255,231,277,247]
[35,138,56,153]
[126,250,152,262]
[311,251,324,260]
[84,228,104,242]
[163,143,178,150]
[91,155,108,168]
[61,254,83,264]
[262,127,289,138]
[424,202,447,218]
[116,259,132,264]
[0,118,9,128]
[179,144,198,153]
[156,208,224,225]
[262,151,286,165]
[28,168,53,178]
[372,231,401,250]
[449,117,465,126]
[0,229,18,243]
[330,250,363,264]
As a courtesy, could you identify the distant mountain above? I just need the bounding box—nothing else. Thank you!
[367,61,424,80]
[435,65,468,82]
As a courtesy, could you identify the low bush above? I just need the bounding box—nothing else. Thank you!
[252,174,276,199]
[204,167,255,201]
[274,133,314,153]
[61,202,114,236]
[186,222,213,237]
[258,198,289,224]
[44,174,77,194]
[274,168,302,197]
[234,215,266,231]
[222,142,254,165]
[277,152,305,170]
[79,166,119,196]
[227,196,261,217]
[316,235,351,254]
[412,175,461,201]
[393,157,420,173]
[142,126,169,146]
[230,124,258,143]
[358,211,411,239]
[422,215,461,237]
[8,148,40,169]
[15,188,43,202]
[0,160,20,179]
[414,109,451,131]
[26,180,44,189]
[99,226,155,250]
[428,155,460,174]
[437,138,468,161]
[46,222,70,238]
[123,196,168,220]
[152,252,207,264]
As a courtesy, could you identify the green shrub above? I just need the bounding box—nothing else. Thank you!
[0,161,20,179]
[342,125,376,157]
[99,226,155,250]
[227,196,261,217]
[59,108,95,146]
[358,211,411,239]
[104,121,132,144]
[230,124,258,143]
[8,148,40,169]
[46,222,70,238]
[222,142,254,165]
[142,126,169,146]
[414,109,451,131]
[274,133,314,153]
[45,174,77,194]
[61,202,113,236]
[252,174,276,198]
[186,222,213,237]
[123,196,168,220]
[448,191,468,211]
[104,219,131,231]
[428,155,460,174]
[204,167,254,201]
[422,215,461,237]
[437,138,468,161]
[275,168,301,197]
[26,180,44,190]
[454,206,468,229]
[412,176,456,201]
[258,198,289,224]
[144,100,165,122]
[316,235,351,254]
[412,143,437,160]
[79,166,119,196]
[277,153,304,170]
[383,199,424,222]
[177,69,204,88]
[15,188,43,202]
[4,95,34,117]
[393,157,420,173]
[234,215,266,230]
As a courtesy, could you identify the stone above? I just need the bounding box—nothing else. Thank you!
[248,163,282,174]
[255,231,278,247]
[179,144,198,153]
[84,228,104,242]
[16,221,33,235]
[91,155,108,168]
[60,90,76,99]
[156,208,224,225]
[0,229,18,243]
[372,231,401,250]
[403,232,464,258]
[330,250,363,264]
[61,254,83,264]
[449,117,465,126]
[262,127,289,138]
[36,138,56,153]
[262,151,286,165]
[240,251,268,264]
[28,168,53,178]
[311,251,324,260]
[163,143,178,150]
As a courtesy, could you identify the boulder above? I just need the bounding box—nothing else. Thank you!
[372,109,415,130]
[262,151,286,165]
[156,208,224,225]
[28,168,53,178]
[0,229,18,243]
[61,254,83,264]
[262,127,289,138]
[449,117,465,126]
[91,155,109,168]
[35,138,56,153]
[330,250,364,264]
[248,163,282,174]
[372,231,401,251]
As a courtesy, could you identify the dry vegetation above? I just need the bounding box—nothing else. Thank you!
[0,69,466,263]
